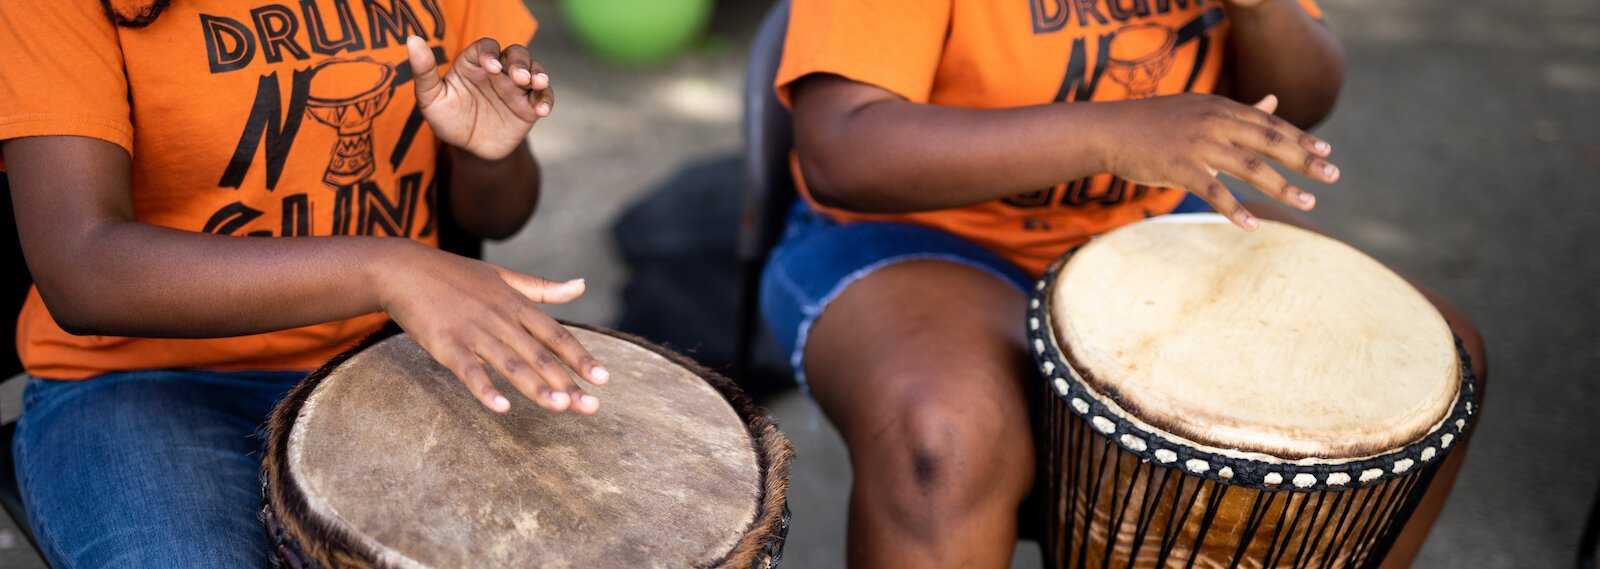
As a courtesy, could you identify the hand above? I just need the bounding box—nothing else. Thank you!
[374,243,609,415]
[1100,93,1338,230]
[406,35,555,161]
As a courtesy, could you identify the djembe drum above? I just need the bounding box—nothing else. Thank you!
[262,324,793,568]
[1028,214,1475,568]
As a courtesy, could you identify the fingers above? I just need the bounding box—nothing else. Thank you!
[491,311,606,414]
[406,36,445,107]
[497,268,586,304]
[520,310,609,386]
[486,44,550,121]
[1226,95,1338,181]
[1181,170,1258,231]
[436,346,512,413]
[1253,93,1279,114]
[499,43,534,88]
[457,36,502,76]
[472,336,575,413]
[525,59,554,118]
[501,320,597,414]
[1211,145,1315,211]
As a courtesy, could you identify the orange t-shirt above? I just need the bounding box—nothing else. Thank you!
[0,0,536,379]
[776,0,1321,277]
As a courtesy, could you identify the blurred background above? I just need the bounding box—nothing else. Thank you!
[3,0,1598,567]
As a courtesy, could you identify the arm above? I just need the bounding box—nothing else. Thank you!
[1224,0,1346,129]
[447,141,541,239]
[792,75,1341,229]
[5,135,606,415]
[5,137,388,338]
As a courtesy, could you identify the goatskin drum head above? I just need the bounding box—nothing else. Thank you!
[1050,214,1460,460]
[283,327,762,568]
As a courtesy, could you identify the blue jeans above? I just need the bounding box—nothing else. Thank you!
[12,370,304,568]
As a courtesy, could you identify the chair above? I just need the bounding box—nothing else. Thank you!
[1582,479,1600,569]
[733,0,797,379]
[1,172,42,556]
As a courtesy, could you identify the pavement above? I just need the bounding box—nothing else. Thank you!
[2,0,1597,567]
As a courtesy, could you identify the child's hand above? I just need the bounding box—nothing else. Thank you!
[1101,93,1337,230]
[374,244,608,415]
[406,35,554,161]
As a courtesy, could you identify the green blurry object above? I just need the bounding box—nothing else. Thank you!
[560,0,714,66]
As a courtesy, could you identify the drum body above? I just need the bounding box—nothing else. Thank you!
[262,324,793,569]
[1030,215,1476,569]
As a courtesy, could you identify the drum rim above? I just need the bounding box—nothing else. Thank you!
[261,322,794,569]
[1028,233,1477,493]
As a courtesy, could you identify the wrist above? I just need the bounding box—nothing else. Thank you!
[1079,102,1130,176]
[364,238,431,312]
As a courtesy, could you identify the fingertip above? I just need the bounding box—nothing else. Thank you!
[1255,94,1279,113]
[590,366,610,385]
[538,102,551,116]
[547,390,571,411]
[489,393,511,413]
[533,72,550,89]
[1241,215,1260,231]
[1298,192,1316,209]
[575,393,599,415]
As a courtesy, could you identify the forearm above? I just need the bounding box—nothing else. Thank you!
[1226,0,1345,128]
[30,222,421,338]
[446,140,540,239]
[797,97,1122,213]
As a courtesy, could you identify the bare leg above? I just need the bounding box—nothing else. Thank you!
[1249,200,1489,569]
[803,260,1037,569]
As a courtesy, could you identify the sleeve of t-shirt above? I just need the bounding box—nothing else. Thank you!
[449,0,539,62]
[775,0,955,107]
[0,0,132,167]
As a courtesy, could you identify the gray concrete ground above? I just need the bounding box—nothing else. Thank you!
[2,0,1597,567]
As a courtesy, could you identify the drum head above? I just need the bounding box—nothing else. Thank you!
[1048,215,1460,461]
[279,327,764,568]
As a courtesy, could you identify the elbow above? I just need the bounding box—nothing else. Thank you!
[1289,80,1343,131]
[451,207,534,242]
[33,280,109,336]
[796,147,901,213]
[468,218,527,241]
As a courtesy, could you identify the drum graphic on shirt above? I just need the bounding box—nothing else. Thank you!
[306,58,396,188]
[1105,24,1178,99]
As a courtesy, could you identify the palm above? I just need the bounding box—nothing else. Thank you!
[423,68,534,160]
[406,36,552,161]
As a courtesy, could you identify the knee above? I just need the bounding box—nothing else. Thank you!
[851,383,1035,511]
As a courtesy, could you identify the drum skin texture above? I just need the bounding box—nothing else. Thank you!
[262,324,793,569]
[1030,214,1477,569]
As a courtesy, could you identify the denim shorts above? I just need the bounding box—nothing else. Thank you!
[759,192,1218,386]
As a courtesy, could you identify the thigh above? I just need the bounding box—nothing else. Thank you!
[759,204,1032,386]
[13,371,299,569]
[802,259,1035,464]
